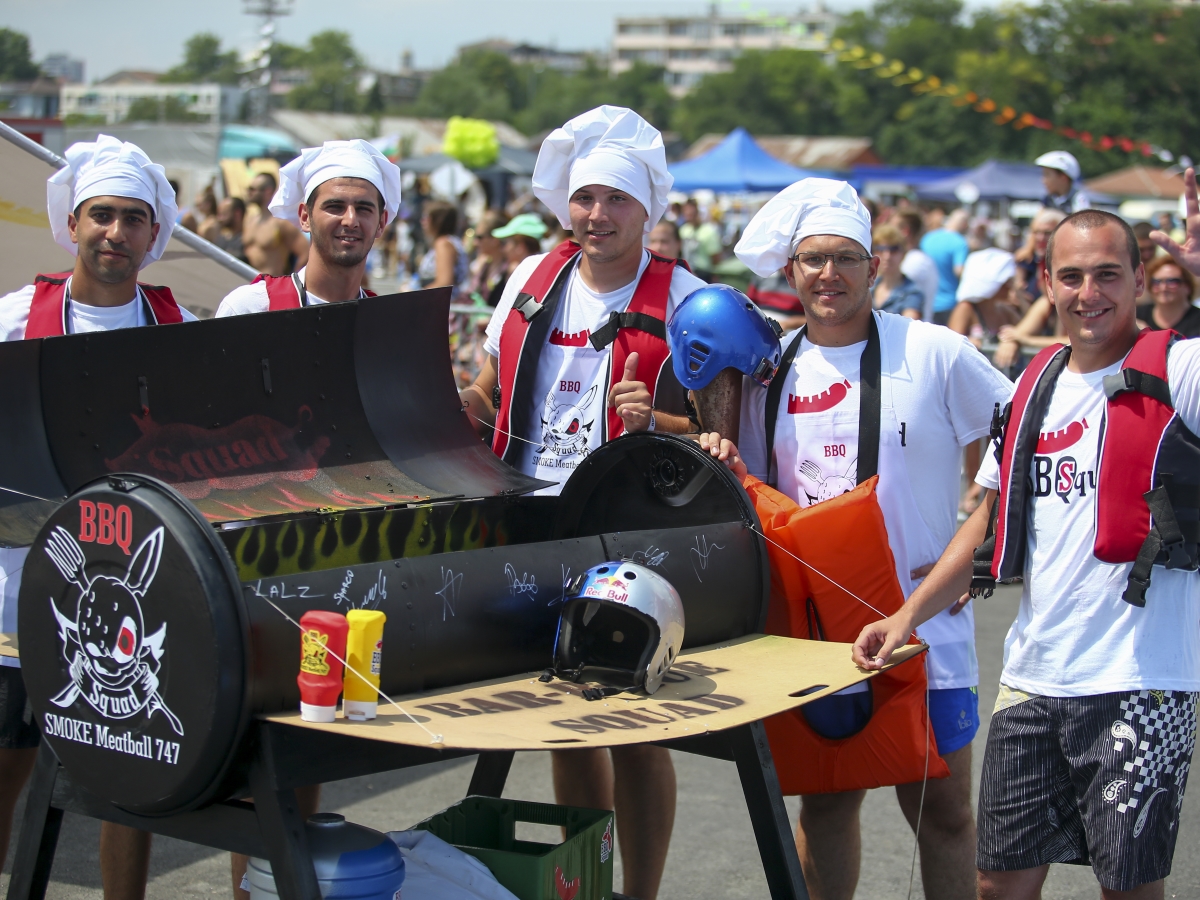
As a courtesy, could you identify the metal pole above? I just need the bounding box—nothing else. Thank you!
[0,120,260,282]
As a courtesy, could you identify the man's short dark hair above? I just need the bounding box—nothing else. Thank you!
[227,197,246,216]
[896,210,923,240]
[1045,209,1140,274]
[654,219,681,241]
[1132,221,1154,240]
[252,171,278,191]
[425,201,458,238]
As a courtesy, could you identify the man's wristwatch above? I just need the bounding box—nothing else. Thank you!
[648,411,657,433]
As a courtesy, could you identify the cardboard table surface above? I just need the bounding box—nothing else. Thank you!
[263,634,926,751]
[0,634,17,658]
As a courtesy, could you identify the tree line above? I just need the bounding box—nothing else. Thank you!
[4,0,1199,176]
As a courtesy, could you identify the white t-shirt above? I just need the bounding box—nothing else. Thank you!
[0,281,197,340]
[0,278,196,668]
[740,313,1013,688]
[484,250,705,495]
[900,249,939,321]
[216,267,365,317]
[976,339,1200,696]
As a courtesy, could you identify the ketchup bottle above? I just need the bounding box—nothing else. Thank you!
[298,611,349,722]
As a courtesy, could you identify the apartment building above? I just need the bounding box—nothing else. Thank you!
[612,3,838,94]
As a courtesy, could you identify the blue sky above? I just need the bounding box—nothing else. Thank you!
[5,0,992,84]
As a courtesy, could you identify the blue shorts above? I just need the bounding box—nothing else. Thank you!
[929,686,979,755]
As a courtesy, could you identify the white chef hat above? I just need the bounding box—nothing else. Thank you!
[734,178,873,277]
[533,105,672,233]
[1034,150,1081,183]
[269,139,402,226]
[46,134,177,267]
[957,247,1016,303]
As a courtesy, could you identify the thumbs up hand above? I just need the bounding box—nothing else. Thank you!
[608,351,654,433]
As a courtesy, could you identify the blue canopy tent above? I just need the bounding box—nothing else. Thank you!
[669,128,817,193]
[914,159,1047,202]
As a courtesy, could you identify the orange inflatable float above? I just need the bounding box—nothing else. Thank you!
[742,473,949,795]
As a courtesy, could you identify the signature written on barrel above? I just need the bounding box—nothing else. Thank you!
[411,660,737,734]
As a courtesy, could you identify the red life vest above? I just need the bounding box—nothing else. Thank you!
[26,272,183,339]
[989,328,1200,606]
[492,240,679,462]
[253,273,376,311]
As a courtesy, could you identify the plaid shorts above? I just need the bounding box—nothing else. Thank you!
[978,688,1197,891]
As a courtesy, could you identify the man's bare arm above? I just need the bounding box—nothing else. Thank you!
[851,489,996,669]
[461,354,498,438]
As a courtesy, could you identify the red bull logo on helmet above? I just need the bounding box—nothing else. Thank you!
[584,575,629,603]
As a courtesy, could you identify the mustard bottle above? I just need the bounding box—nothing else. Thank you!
[343,609,386,720]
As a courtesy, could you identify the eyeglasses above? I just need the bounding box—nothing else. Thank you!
[1151,278,1186,289]
[791,251,873,272]
[875,245,903,254]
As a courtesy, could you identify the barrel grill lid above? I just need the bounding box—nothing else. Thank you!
[18,474,248,815]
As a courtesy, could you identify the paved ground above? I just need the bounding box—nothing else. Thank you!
[4,585,1197,899]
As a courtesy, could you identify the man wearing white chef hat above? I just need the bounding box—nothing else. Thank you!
[0,133,197,900]
[946,247,1021,340]
[701,178,1011,900]
[216,139,402,315]
[215,138,401,900]
[460,105,707,899]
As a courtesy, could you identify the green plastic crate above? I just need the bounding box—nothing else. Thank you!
[412,796,614,900]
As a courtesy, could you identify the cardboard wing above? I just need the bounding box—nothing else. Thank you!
[263,634,927,751]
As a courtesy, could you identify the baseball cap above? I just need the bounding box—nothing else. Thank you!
[492,212,548,240]
[1035,151,1081,182]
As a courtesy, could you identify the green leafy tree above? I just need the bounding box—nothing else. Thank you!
[414,50,517,121]
[415,51,672,136]
[672,49,842,142]
[124,95,204,123]
[0,28,40,81]
[160,33,241,85]
[286,30,363,113]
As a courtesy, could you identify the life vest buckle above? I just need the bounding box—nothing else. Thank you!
[513,292,543,321]
[1123,573,1150,608]
[988,401,1010,463]
[1163,537,1192,570]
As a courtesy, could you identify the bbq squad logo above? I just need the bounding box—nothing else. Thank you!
[1032,418,1094,505]
[44,512,184,737]
[539,385,599,458]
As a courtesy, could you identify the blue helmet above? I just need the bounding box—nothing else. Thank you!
[667,284,784,390]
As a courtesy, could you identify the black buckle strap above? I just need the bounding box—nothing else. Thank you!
[970,532,997,599]
[1124,526,1160,608]
[588,310,667,351]
[1147,480,1191,569]
[1103,368,1172,407]
[1124,484,1186,606]
[989,401,1010,464]
[513,292,544,322]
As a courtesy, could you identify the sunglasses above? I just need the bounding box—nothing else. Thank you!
[875,245,903,254]
[1151,278,1187,289]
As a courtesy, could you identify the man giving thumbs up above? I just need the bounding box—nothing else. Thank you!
[458,108,706,899]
